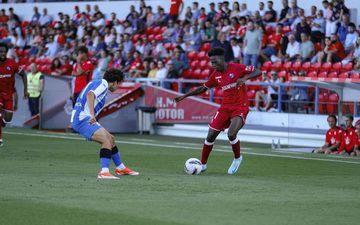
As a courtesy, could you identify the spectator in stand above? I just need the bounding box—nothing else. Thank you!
[203,20,217,42]
[150,39,167,59]
[155,7,169,26]
[231,37,242,63]
[212,32,234,62]
[122,33,133,53]
[325,2,337,37]
[184,6,193,23]
[166,60,179,79]
[271,35,289,62]
[0,9,9,24]
[279,0,290,24]
[284,34,300,61]
[308,5,317,20]
[8,8,21,28]
[139,0,147,21]
[294,16,311,42]
[93,49,108,79]
[258,2,266,17]
[335,115,359,156]
[207,2,216,22]
[92,13,105,29]
[261,23,282,61]
[243,21,262,67]
[311,10,326,43]
[342,37,360,64]
[72,5,81,24]
[44,35,60,59]
[145,6,155,27]
[230,1,240,18]
[263,1,277,25]
[147,61,158,78]
[126,5,137,21]
[113,20,124,38]
[31,6,41,26]
[299,33,315,62]
[169,0,183,21]
[113,49,124,70]
[239,3,252,17]
[254,71,280,111]
[171,47,189,76]
[337,14,350,44]
[291,8,306,29]
[27,63,44,117]
[39,8,52,27]
[104,27,116,46]
[191,2,200,23]
[59,55,72,76]
[185,24,202,51]
[155,60,167,80]
[198,7,207,24]
[313,115,343,154]
[316,34,346,63]
[344,23,359,53]
[50,58,63,76]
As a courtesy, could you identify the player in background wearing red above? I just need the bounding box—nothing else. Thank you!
[335,115,359,156]
[0,42,29,147]
[355,119,360,156]
[72,46,94,106]
[174,47,262,174]
[313,115,343,154]
[169,0,184,21]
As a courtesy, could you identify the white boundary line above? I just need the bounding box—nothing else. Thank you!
[4,131,360,165]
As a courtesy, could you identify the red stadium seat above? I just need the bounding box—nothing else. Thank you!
[331,62,342,73]
[187,51,197,61]
[153,26,162,35]
[321,62,332,72]
[283,61,292,72]
[291,61,302,71]
[144,27,153,35]
[160,26,167,33]
[318,71,328,78]
[272,61,282,71]
[338,72,349,78]
[311,62,322,72]
[342,62,353,72]
[196,51,207,61]
[278,70,287,78]
[282,25,291,34]
[199,69,211,79]
[193,69,202,79]
[148,34,155,42]
[301,62,311,72]
[199,60,208,70]
[307,71,317,77]
[131,34,140,43]
[181,69,192,79]
[261,61,272,72]
[327,93,339,114]
[350,72,360,79]
[318,92,329,114]
[190,60,200,70]
[327,72,338,78]
[155,34,163,41]
[343,102,354,114]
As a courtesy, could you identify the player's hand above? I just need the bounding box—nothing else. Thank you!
[236,78,246,88]
[23,91,29,99]
[89,116,97,125]
[174,96,185,103]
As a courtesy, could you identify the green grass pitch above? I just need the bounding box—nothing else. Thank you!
[0,128,359,225]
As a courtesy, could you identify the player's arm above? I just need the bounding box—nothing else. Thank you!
[236,68,262,87]
[174,86,208,103]
[13,89,18,111]
[86,92,96,124]
[325,141,341,151]
[18,69,29,98]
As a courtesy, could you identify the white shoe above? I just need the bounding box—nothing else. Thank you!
[97,172,120,179]
[227,155,243,174]
[0,139,3,147]
[201,164,207,172]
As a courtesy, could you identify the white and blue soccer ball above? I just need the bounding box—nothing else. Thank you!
[184,158,202,175]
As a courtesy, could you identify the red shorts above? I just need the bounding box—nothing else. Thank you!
[0,93,13,112]
[209,105,249,131]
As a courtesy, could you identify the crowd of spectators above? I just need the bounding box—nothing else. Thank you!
[0,0,359,112]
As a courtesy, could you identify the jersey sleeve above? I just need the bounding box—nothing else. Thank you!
[338,134,345,153]
[90,80,108,98]
[233,63,255,78]
[83,61,94,72]
[203,71,218,89]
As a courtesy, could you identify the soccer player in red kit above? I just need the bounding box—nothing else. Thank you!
[174,47,262,174]
[0,42,29,146]
[72,46,94,106]
[313,115,343,154]
[335,115,359,156]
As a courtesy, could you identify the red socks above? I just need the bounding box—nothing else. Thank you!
[201,140,214,164]
[230,138,241,159]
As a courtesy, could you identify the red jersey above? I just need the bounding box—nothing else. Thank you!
[73,60,94,94]
[169,0,182,15]
[0,59,22,95]
[204,63,254,108]
[325,127,343,146]
[338,127,359,153]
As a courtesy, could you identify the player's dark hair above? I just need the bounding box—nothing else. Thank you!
[345,115,354,121]
[103,68,124,83]
[349,22,356,28]
[0,42,9,52]
[76,45,88,54]
[208,47,225,57]
[328,115,337,122]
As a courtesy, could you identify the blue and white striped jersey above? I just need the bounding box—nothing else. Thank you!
[71,79,108,123]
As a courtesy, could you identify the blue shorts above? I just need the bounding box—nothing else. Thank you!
[72,116,102,141]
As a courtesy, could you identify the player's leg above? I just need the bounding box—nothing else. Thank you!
[0,108,14,147]
[200,128,221,172]
[112,142,139,176]
[91,127,119,179]
[227,116,245,175]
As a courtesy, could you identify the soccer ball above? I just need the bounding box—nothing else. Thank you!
[184,158,202,175]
